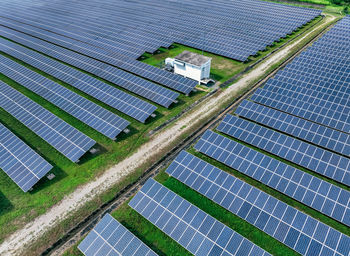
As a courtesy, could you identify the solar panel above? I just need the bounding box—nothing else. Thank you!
[0,0,321,62]
[194,130,350,227]
[0,16,197,95]
[0,122,52,192]
[251,88,350,134]
[129,178,271,256]
[235,100,350,157]
[262,79,350,124]
[217,114,350,187]
[0,55,130,140]
[78,213,158,256]
[0,26,179,108]
[166,151,350,256]
[0,38,157,123]
[249,16,350,134]
[0,81,95,162]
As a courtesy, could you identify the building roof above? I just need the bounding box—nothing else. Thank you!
[174,51,211,67]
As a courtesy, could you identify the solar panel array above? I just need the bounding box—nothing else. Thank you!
[129,178,271,256]
[235,100,350,157]
[0,37,157,123]
[0,16,197,95]
[0,26,180,108]
[166,151,350,256]
[78,213,158,256]
[123,16,350,256]
[0,122,52,192]
[0,81,95,163]
[217,114,350,187]
[250,16,350,134]
[0,0,320,62]
[0,55,130,140]
[195,130,350,227]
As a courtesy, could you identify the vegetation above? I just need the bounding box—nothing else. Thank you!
[0,49,206,245]
[0,10,339,256]
[141,15,322,85]
[265,0,349,15]
[86,135,349,256]
[62,13,346,256]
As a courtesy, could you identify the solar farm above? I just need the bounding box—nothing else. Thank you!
[0,0,349,255]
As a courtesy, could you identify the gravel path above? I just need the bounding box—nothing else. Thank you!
[0,14,335,256]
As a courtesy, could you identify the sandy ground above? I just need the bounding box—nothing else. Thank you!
[0,14,335,256]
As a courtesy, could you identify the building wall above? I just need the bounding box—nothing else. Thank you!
[173,60,211,82]
[200,60,211,80]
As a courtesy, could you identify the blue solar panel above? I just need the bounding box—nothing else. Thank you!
[262,80,350,126]
[249,16,350,134]
[0,0,320,61]
[251,88,350,134]
[0,26,179,108]
[78,213,158,256]
[0,81,95,162]
[0,16,197,95]
[217,114,350,187]
[129,178,271,256]
[0,38,157,123]
[0,122,52,192]
[235,100,350,157]
[166,151,350,256]
[0,55,130,140]
[194,130,350,227]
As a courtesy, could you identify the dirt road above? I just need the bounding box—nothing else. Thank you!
[0,14,336,256]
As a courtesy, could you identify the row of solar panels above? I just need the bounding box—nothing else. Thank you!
[1,0,321,62]
[79,144,350,256]
[0,80,95,191]
[0,5,203,192]
[78,16,350,256]
[80,178,272,256]
[250,17,350,135]
[0,14,198,95]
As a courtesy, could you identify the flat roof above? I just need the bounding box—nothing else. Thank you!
[174,51,211,66]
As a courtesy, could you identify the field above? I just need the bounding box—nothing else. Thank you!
[65,133,350,256]
[60,14,350,256]
[1,7,343,255]
[0,47,207,243]
[141,15,322,85]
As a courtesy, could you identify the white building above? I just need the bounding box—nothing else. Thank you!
[166,51,211,83]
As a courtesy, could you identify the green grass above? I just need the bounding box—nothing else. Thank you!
[0,11,331,254]
[140,15,322,85]
[264,0,349,14]
[96,135,349,256]
[61,14,345,256]
[271,0,331,6]
[0,49,207,244]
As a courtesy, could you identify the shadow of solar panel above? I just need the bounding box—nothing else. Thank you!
[166,151,350,256]
[0,123,52,192]
[0,26,179,108]
[78,214,157,256]
[235,100,350,157]
[129,178,271,256]
[0,81,95,162]
[0,38,157,123]
[0,55,130,139]
[194,130,350,227]
[218,114,350,187]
